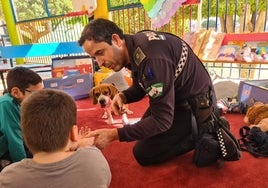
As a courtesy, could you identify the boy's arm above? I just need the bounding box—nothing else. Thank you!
[2,103,26,162]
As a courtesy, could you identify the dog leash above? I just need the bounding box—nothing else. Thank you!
[121,113,129,125]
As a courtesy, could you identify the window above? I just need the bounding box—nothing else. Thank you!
[11,0,73,22]
[108,0,141,11]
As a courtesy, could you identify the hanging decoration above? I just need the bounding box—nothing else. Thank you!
[140,0,200,29]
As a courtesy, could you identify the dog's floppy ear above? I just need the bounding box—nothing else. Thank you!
[108,84,119,99]
[89,87,98,105]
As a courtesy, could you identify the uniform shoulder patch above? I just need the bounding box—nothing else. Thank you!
[146,83,163,98]
[134,47,146,66]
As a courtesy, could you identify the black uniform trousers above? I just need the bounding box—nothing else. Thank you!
[133,107,195,166]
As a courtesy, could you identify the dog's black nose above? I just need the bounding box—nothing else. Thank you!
[99,99,105,105]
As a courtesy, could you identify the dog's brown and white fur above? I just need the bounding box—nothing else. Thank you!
[90,83,133,125]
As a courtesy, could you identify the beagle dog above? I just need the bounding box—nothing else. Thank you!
[90,83,133,125]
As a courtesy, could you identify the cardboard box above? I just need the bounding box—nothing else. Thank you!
[52,56,93,78]
[43,73,93,100]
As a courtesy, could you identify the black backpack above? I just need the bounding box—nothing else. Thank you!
[187,91,241,167]
[238,126,268,157]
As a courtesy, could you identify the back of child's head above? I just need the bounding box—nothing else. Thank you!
[21,89,77,154]
[6,67,42,93]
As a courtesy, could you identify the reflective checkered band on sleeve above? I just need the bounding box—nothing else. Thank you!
[175,41,188,80]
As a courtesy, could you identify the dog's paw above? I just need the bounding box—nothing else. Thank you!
[102,114,108,119]
[126,109,133,115]
[107,119,114,125]
[102,111,108,119]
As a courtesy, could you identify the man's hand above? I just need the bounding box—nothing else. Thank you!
[86,128,119,149]
[112,93,127,115]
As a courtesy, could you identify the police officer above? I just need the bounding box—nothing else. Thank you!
[79,18,218,166]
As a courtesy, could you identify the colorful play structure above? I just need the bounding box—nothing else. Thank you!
[0,0,109,64]
[0,0,199,64]
[0,0,268,81]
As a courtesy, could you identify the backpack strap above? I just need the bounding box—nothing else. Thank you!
[190,107,198,142]
[238,126,268,158]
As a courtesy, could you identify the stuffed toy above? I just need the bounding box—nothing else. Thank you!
[235,44,254,62]
[216,96,240,115]
[255,46,268,62]
[217,45,237,61]
[243,102,268,132]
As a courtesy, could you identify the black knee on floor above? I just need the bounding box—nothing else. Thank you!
[133,144,152,166]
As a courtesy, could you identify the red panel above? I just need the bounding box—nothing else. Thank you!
[183,0,201,5]
[222,33,268,45]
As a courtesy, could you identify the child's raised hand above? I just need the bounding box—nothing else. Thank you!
[78,126,95,147]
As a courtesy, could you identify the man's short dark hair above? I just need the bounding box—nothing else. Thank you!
[78,18,124,46]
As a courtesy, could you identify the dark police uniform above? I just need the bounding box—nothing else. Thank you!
[117,30,218,166]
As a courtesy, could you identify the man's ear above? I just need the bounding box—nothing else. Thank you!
[10,87,23,98]
[111,34,123,47]
[70,125,79,142]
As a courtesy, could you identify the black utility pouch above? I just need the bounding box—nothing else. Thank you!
[189,92,213,124]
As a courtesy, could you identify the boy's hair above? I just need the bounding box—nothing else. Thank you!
[21,89,77,154]
[6,67,42,94]
[78,18,124,46]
